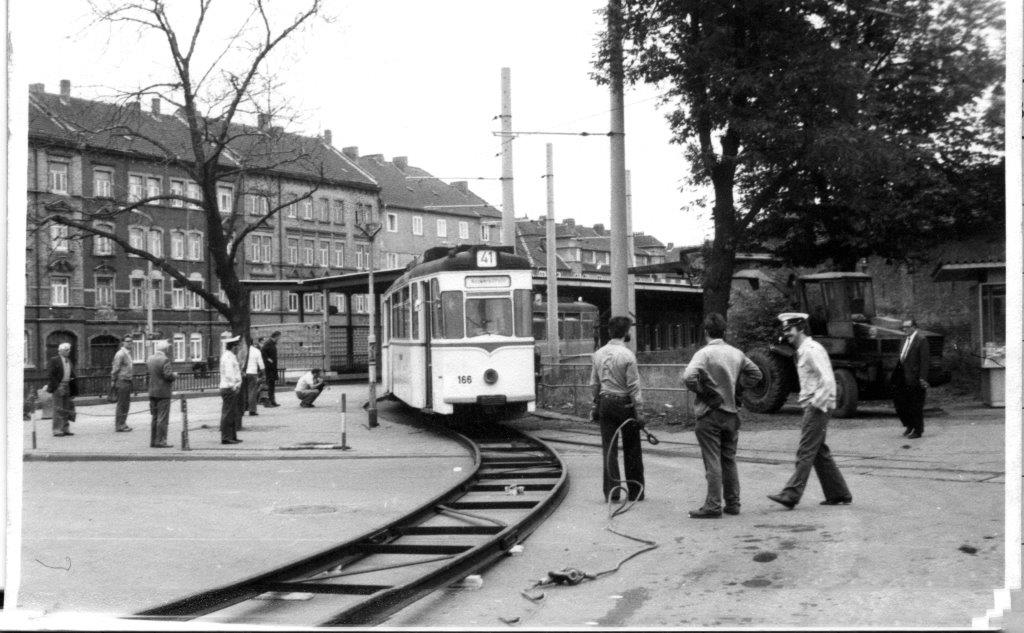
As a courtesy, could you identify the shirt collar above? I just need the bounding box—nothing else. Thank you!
[608,338,625,346]
[707,338,725,346]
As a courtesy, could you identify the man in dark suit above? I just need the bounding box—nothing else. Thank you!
[262,331,281,407]
[891,318,930,439]
[147,340,178,448]
[46,342,77,437]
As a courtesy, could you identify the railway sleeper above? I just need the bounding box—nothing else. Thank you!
[398,525,504,536]
[478,470,562,479]
[446,500,539,510]
[357,543,474,555]
[259,582,391,596]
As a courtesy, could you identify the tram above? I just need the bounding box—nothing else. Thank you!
[532,299,599,361]
[381,244,536,416]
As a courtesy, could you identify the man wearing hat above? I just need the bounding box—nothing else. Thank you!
[891,318,930,439]
[768,313,852,509]
[110,335,134,432]
[147,340,178,448]
[45,342,78,437]
[219,333,243,444]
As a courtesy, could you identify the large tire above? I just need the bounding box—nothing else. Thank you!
[741,348,791,413]
[833,368,858,418]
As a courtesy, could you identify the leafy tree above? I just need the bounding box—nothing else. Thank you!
[597,0,1003,316]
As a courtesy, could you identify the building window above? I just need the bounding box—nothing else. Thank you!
[51,277,69,306]
[217,184,234,213]
[301,198,313,220]
[334,242,345,268]
[436,219,447,238]
[287,237,298,265]
[50,224,69,252]
[128,175,145,202]
[130,277,145,309]
[413,216,423,236]
[172,281,186,310]
[288,292,299,312]
[189,333,203,361]
[189,277,204,309]
[355,294,367,313]
[146,176,161,201]
[149,278,164,309]
[303,293,323,313]
[335,294,346,313]
[48,161,69,194]
[95,276,114,308]
[332,199,345,224]
[93,169,113,198]
[147,229,163,257]
[286,197,297,218]
[458,221,469,240]
[132,338,145,361]
[169,179,184,207]
[303,239,314,266]
[356,244,369,270]
[386,252,399,269]
[25,331,33,367]
[186,182,202,209]
[93,223,114,255]
[319,241,329,267]
[187,232,203,261]
[245,193,269,216]
[172,333,186,361]
[318,198,330,222]
[247,234,272,263]
[170,231,185,260]
[480,224,491,241]
[386,212,398,232]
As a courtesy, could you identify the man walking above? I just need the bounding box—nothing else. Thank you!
[219,333,243,444]
[295,368,326,407]
[110,335,134,432]
[262,331,281,407]
[146,340,177,448]
[891,318,930,439]
[46,342,77,437]
[682,313,762,518]
[589,315,645,502]
[768,313,852,509]
[244,337,265,416]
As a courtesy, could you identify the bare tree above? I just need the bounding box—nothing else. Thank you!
[34,0,329,340]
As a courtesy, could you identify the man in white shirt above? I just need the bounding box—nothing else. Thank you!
[219,334,243,444]
[768,313,851,509]
[295,368,326,407]
[244,338,265,416]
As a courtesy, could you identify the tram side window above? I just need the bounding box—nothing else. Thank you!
[466,297,513,337]
[440,291,464,339]
[411,283,421,340]
[513,289,533,338]
[393,287,410,339]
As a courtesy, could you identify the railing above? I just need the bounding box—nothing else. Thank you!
[24,369,288,400]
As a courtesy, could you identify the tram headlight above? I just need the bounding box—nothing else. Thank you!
[484,369,499,384]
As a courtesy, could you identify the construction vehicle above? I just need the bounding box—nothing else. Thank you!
[739,272,950,418]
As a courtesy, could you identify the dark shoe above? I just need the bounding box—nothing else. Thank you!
[768,494,797,509]
[300,402,314,408]
[724,506,740,515]
[221,439,242,444]
[63,431,74,436]
[116,427,133,432]
[53,432,70,437]
[689,508,723,518]
[907,431,922,439]
[820,496,853,505]
[248,412,258,416]
[152,443,172,448]
[902,428,912,436]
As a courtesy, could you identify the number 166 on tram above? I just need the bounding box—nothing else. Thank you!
[380,245,537,417]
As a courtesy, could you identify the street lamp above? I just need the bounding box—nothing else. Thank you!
[356,212,383,428]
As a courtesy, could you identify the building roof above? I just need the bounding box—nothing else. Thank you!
[354,154,501,219]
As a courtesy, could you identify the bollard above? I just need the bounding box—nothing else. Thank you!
[32,415,37,450]
[340,393,351,450]
[180,397,190,451]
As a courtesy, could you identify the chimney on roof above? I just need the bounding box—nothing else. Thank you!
[342,146,359,159]
[323,129,332,145]
[667,242,674,250]
[393,156,408,170]
[128,99,141,112]
[593,223,605,234]
[366,154,385,162]
[151,97,161,115]
[29,83,44,95]
[257,113,272,129]
[564,218,575,228]
[452,181,469,194]
[59,79,71,104]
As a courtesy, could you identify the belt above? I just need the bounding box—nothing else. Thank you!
[599,393,631,401]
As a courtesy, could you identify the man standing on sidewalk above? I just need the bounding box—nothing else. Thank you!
[110,335,134,432]
[46,342,77,437]
[682,313,762,518]
[262,331,281,407]
[589,315,645,502]
[891,318,930,439]
[768,313,852,509]
[147,340,177,448]
[244,337,265,417]
[219,334,243,444]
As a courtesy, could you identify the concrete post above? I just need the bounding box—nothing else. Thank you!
[626,170,637,352]
[500,67,516,250]
[545,143,560,365]
[607,0,630,323]
[180,397,190,451]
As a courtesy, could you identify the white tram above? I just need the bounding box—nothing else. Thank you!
[381,245,536,416]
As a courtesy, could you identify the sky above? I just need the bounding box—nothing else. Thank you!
[12,0,711,248]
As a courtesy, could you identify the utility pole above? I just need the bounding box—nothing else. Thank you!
[607,0,630,323]
[357,215,383,428]
[625,169,637,352]
[500,67,516,251]
[545,143,559,364]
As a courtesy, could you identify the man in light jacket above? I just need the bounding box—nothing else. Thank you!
[219,333,243,444]
[244,338,265,416]
[110,335,134,432]
[146,340,177,448]
[46,342,77,437]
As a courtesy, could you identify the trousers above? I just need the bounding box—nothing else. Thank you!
[892,373,925,434]
[243,374,260,415]
[114,378,132,430]
[296,384,325,406]
[265,371,278,405]
[598,396,645,501]
[694,409,741,512]
[780,407,850,504]
[52,382,75,434]
[149,397,170,446]
[220,388,241,441]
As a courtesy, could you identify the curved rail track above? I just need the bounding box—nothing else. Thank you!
[131,419,568,627]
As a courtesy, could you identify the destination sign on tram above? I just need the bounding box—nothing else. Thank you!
[476,249,497,267]
[465,275,511,288]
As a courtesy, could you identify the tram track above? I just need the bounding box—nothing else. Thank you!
[129,418,568,627]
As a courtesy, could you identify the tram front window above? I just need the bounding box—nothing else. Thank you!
[466,297,513,336]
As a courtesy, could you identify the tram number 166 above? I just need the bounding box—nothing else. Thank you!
[457,375,473,384]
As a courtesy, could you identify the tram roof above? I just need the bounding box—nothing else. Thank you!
[240,268,407,294]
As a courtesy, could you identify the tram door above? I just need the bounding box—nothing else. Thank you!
[423,279,434,409]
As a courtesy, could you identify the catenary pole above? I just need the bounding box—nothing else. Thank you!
[500,67,516,250]
[545,143,559,364]
[607,0,630,325]
[625,169,637,352]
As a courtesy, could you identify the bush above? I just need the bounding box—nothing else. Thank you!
[726,285,792,351]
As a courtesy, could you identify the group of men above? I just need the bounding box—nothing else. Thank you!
[590,311,931,515]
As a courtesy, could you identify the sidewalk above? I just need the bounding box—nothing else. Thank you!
[23,384,446,461]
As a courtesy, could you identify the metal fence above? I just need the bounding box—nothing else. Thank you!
[24,368,287,400]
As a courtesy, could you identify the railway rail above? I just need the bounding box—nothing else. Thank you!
[131,419,569,627]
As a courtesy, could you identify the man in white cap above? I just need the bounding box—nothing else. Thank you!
[45,342,78,437]
[219,333,243,444]
[768,313,852,509]
[147,339,178,448]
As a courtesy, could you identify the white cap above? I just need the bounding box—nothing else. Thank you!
[221,332,241,344]
[778,312,810,328]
